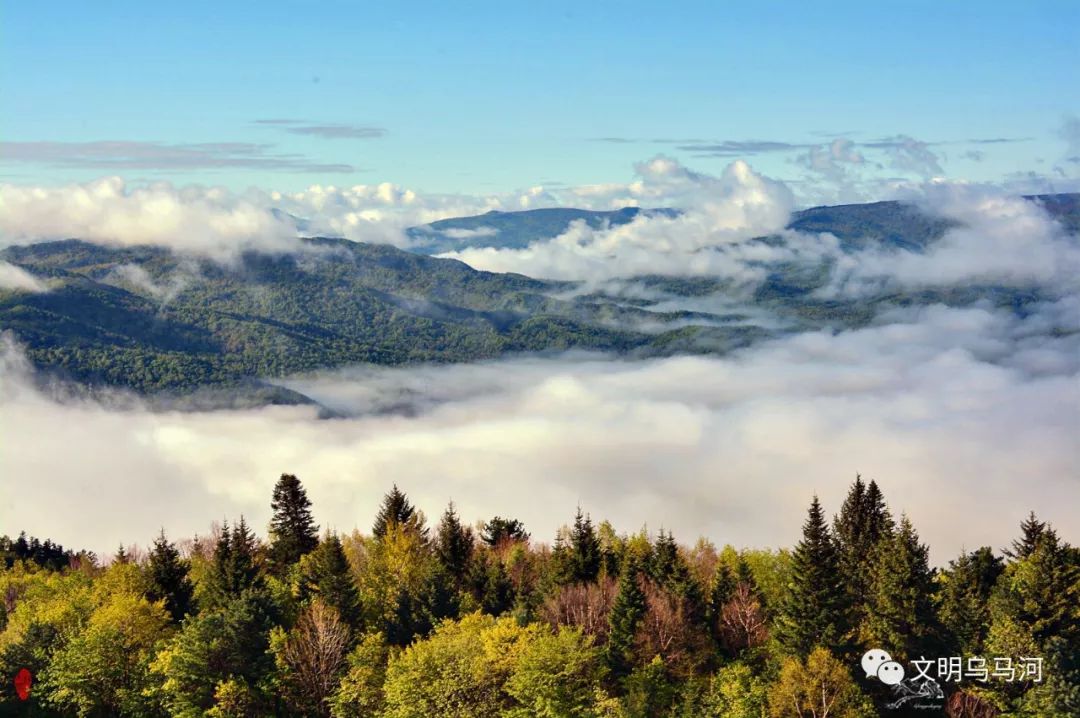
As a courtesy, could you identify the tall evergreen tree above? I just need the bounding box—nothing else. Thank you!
[146,530,195,623]
[296,533,362,628]
[608,555,647,679]
[1004,511,1049,561]
[706,563,737,645]
[372,485,425,539]
[937,546,1003,654]
[568,508,602,584]
[204,518,263,609]
[648,530,708,630]
[435,502,474,585]
[777,496,850,657]
[863,515,942,659]
[833,476,893,617]
[1010,530,1078,648]
[268,473,319,573]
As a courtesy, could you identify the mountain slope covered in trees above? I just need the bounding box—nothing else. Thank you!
[0,194,1076,396]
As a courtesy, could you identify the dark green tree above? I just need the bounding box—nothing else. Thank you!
[607,555,647,679]
[480,516,529,546]
[146,529,195,623]
[1010,530,1078,648]
[434,502,474,586]
[268,473,319,573]
[569,508,602,584]
[706,563,737,644]
[296,534,362,628]
[833,475,893,617]
[863,515,943,660]
[372,485,425,539]
[777,496,850,656]
[1004,511,1049,561]
[937,546,1002,654]
[203,518,263,609]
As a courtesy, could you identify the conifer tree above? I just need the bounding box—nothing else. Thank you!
[937,547,1002,654]
[568,508,602,584]
[833,476,893,616]
[1004,511,1049,561]
[608,555,647,678]
[204,518,263,608]
[706,563,737,644]
[777,496,850,657]
[863,515,942,659]
[268,473,319,573]
[480,516,529,546]
[1010,529,1078,648]
[297,533,362,628]
[113,544,130,564]
[372,485,425,539]
[146,529,195,622]
[435,502,474,585]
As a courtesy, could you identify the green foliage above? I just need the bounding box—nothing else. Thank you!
[296,534,362,629]
[481,516,530,546]
[607,556,647,680]
[861,516,943,660]
[42,591,171,717]
[201,518,264,611]
[145,530,195,623]
[767,647,873,718]
[372,485,425,540]
[269,473,320,573]
[777,496,850,657]
[936,546,1003,654]
[329,631,390,718]
[503,626,609,718]
[1,477,1075,716]
[434,502,475,587]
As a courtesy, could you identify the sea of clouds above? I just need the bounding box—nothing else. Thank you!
[0,158,1077,561]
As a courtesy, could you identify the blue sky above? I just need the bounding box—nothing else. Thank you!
[2,0,1077,197]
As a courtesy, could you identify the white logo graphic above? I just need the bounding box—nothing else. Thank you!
[861,648,892,678]
[877,660,906,686]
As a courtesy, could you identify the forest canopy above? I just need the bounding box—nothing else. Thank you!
[1,474,1077,717]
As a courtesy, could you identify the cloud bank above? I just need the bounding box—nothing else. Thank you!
[2,294,1076,563]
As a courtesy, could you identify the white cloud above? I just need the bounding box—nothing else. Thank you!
[0,261,47,292]
[442,159,799,282]
[2,297,1076,563]
[0,177,300,261]
[824,183,1080,296]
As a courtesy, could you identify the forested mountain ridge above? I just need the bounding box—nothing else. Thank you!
[1,194,1076,396]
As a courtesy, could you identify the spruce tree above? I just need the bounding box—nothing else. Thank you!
[435,502,474,585]
[146,530,195,622]
[706,563,737,644]
[937,547,1002,654]
[205,518,263,608]
[648,530,707,630]
[268,473,319,573]
[297,533,362,628]
[113,544,130,564]
[372,485,425,539]
[777,496,850,657]
[608,555,647,679]
[863,515,942,659]
[834,476,894,616]
[569,508,602,584]
[1004,511,1048,561]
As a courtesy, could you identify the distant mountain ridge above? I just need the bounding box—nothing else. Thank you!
[404,193,1079,255]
